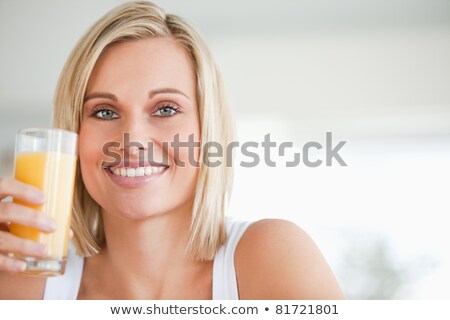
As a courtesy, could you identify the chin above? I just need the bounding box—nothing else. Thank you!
[100,201,166,221]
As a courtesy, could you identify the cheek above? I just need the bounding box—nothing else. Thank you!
[77,123,108,191]
[77,123,118,208]
[170,116,201,162]
[167,117,200,192]
[79,125,101,166]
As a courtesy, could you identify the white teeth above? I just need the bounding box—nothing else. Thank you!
[110,166,166,177]
[135,167,145,177]
[153,166,163,173]
[126,168,136,177]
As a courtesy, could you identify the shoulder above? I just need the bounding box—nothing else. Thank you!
[0,272,46,299]
[234,219,345,299]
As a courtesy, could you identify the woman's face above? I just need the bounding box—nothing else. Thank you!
[79,37,200,220]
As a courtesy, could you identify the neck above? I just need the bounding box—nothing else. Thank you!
[93,200,207,298]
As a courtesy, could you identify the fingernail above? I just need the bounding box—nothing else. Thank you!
[33,243,46,253]
[14,261,27,272]
[45,219,58,231]
[34,192,46,203]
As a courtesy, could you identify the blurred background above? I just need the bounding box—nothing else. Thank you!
[1,0,449,299]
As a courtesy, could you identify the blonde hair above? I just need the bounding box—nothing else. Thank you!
[53,1,233,261]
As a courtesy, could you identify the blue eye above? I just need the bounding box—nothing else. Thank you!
[92,108,119,120]
[152,105,180,117]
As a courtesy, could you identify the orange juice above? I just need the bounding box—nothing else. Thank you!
[10,151,77,275]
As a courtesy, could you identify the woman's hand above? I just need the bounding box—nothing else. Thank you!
[0,177,57,273]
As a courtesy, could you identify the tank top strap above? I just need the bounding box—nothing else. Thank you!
[212,217,254,300]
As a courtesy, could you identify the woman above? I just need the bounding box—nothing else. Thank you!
[0,1,344,299]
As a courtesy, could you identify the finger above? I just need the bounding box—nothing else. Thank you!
[0,202,57,233]
[0,232,47,258]
[0,177,45,204]
[0,254,27,273]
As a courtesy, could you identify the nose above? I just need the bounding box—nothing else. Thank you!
[128,145,141,157]
[118,117,151,162]
[122,121,150,164]
[114,115,167,165]
[124,133,146,159]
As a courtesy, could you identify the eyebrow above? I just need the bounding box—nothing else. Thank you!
[84,92,117,103]
[83,88,190,103]
[148,88,190,101]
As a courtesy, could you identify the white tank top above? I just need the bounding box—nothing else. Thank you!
[43,217,253,300]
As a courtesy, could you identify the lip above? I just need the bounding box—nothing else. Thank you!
[104,165,169,188]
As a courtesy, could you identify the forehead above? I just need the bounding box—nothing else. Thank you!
[86,37,196,93]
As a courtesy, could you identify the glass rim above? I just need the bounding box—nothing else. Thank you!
[17,128,78,139]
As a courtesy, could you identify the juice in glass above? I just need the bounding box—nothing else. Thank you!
[10,128,77,276]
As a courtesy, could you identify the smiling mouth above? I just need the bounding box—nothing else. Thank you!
[108,165,167,177]
[103,160,169,178]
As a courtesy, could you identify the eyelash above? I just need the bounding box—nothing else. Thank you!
[153,103,181,117]
[89,103,181,120]
[90,106,118,121]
